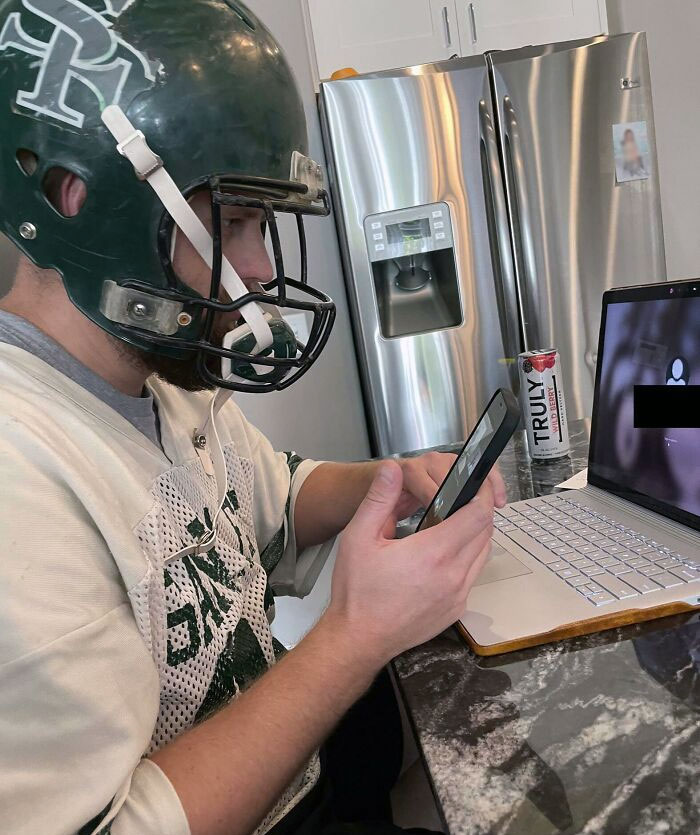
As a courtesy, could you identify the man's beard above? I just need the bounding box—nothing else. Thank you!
[113,318,231,392]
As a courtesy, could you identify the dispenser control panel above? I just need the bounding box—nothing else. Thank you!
[364,202,454,263]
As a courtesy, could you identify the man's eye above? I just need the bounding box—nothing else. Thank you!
[223,218,241,228]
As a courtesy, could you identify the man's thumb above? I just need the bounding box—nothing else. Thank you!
[353,461,403,538]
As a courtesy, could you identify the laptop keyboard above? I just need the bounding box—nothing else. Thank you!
[494,494,700,606]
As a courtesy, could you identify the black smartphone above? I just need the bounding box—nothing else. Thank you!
[416,388,520,531]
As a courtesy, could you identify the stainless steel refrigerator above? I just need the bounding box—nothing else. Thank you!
[319,33,666,457]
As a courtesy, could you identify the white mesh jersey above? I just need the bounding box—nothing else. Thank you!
[0,344,323,835]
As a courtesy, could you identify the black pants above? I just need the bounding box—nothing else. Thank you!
[269,669,441,835]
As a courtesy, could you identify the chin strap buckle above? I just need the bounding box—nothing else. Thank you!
[103,105,163,181]
[114,128,164,181]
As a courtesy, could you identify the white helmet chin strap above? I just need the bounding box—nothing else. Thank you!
[101,104,273,356]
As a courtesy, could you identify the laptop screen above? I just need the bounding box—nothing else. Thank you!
[588,280,700,532]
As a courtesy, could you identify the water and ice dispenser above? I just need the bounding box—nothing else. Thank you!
[364,203,462,339]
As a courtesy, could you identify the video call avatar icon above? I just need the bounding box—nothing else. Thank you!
[666,356,690,386]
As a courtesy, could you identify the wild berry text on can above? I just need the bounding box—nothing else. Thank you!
[518,349,570,460]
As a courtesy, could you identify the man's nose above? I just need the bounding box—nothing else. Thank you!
[229,234,274,286]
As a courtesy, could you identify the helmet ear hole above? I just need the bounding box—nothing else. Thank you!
[42,167,87,219]
[16,149,38,177]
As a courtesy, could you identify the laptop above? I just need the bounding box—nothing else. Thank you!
[459,278,700,656]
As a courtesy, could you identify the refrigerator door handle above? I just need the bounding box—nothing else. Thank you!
[501,95,543,350]
[479,98,521,391]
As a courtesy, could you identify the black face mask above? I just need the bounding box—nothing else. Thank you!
[112,174,336,393]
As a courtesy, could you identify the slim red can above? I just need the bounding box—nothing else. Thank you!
[518,349,570,461]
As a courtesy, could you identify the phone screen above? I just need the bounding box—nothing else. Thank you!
[419,395,504,530]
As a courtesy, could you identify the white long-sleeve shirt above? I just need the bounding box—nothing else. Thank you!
[0,342,323,835]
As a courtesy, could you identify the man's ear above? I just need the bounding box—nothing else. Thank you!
[58,171,87,218]
[42,168,87,218]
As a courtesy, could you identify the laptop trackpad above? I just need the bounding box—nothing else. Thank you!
[473,542,532,587]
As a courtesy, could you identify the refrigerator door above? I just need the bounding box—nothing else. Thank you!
[489,33,666,422]
[320,58,520,456]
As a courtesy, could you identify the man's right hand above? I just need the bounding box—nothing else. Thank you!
[324,460,495,666]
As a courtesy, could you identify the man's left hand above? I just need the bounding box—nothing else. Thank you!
[395,451,508,522]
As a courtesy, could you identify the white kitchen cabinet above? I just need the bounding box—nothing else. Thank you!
[305,0,463,81]
[460,0,608,54]
[305,0,608,85]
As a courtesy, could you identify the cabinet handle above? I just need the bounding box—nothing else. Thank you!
[468,2,478,43]
[442,5,452,48]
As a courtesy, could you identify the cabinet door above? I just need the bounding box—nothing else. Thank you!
[306,0,460,80]
[460,0,607,54]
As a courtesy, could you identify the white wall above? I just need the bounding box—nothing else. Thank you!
[608,0,700,281]
[235,0,371,462]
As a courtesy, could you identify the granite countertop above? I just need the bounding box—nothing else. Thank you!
[393,420,700,835]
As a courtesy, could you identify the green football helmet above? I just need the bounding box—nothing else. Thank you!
[0,0,335,392]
